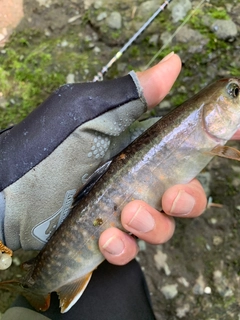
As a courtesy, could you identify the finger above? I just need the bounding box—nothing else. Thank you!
[121,200,175,245]
[136,52,182,108]
[162,179,207,218]
[231,129,240,140]
[99,227,139,265]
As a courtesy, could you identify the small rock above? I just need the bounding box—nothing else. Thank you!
[84,0,95,9]
[0,93,7,109]
[177,277,189,287]
[154,250,171,276]
[66,73,75,83]
[106,12,122,30]
[36,0,52,7]
[213,235,223,246]
[176,303,190,318]
[160,31,172,46]
[68,14,81,24]
[117,62,127,73]
[138,240,147,251]
[168,0,192,23]
[149,34,159,46]
[213,270,234,297]
[93,0,102,9]
[161,284,178,299]
[204,286,212,294]
[137,1,160,21]
[60,40,68,47]
[193,274,205,295]
[12,256,21,266]
[96,12,107,22]
[175,26,208,52]
[93,46,101,54]
[211,19,238,40]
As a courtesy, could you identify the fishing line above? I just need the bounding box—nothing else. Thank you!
[93,0,173,81]
[145,0,206,68]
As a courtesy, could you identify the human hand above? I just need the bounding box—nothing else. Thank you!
[99,52,240,265]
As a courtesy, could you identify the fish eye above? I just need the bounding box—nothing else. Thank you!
[227,82,239,98]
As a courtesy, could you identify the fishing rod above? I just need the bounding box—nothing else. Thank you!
[93,0,173,81]
[93,0,206,81]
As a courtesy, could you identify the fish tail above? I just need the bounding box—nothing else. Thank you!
[0,280,50,312]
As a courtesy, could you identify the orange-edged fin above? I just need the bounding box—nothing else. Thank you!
[206,145,240,161]
[0,280,50,311]
[57,272,92,313]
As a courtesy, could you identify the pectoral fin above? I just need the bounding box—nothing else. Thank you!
[56,272,92,313]
[207,146,240,161]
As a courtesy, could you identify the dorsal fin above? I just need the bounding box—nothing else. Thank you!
[73,160,112,206]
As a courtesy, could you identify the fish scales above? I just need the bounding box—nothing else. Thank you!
[1,78,240,313]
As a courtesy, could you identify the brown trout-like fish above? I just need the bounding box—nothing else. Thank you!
[1,78,240,313]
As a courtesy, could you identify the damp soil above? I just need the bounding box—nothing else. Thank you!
[0,1,240,319]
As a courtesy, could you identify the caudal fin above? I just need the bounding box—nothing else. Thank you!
[0,280,51,312]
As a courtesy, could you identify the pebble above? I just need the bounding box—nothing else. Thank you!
[160,31,172,46]
[106,12,122,29]
[213,235,223,246]
[168,0,192,23]
[97,12,108,22]
[36,0,52,7]
[177,277,189,287]
[211,19,238,41]
[68,14,81,23]
[204,286,212,294]
[149,34,159,46]
[176,304,190,318]
[137,1,160,21]
[66,73,75,83]
[213,270,234,297]
[161,284,178,299]
[138,240,147,251]
[0,252,12,270]
[192,274,205,295]
[60,40,69,47]
[154,250,171,276]
[175,26,209,53]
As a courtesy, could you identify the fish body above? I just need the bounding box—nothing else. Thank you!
[1,78,240,313]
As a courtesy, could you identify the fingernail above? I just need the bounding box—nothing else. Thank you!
[127,206,155,233]
[159,51,175,63]
[102,236,125,255]
[170,190,195,216]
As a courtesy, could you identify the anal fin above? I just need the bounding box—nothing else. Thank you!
[0,280,50,312]
[57,272,92,313]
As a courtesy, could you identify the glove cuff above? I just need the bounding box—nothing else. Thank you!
[129,71,147,107]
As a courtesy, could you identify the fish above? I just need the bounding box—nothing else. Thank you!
[0,78,240,313]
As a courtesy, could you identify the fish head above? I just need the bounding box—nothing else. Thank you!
[202,78,240,142]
